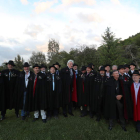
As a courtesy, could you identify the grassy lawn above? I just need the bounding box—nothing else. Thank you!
[0,109,139,140]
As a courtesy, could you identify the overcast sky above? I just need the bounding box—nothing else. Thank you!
[0,0,140,65]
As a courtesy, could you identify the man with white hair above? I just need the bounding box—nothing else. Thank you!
[112,65,118,71]
[61,60,77,117]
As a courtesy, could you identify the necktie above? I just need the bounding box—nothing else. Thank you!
[52,74,55,91]
[33,76,37,96]
[75,70,77,79]
[57,70,59,75]
[70,69,73,77]
[9,71,11,81]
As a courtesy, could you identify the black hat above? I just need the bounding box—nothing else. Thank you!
[73,63,78,67]
[6,60,16,66]
[33,64,40,68]
[118,65,125,70]
[23,62,30,67]
[124,64,130,69]
[132,70,140,75]
[138,69,140,71]
[104,64,111,67]
[86,64,92,69]
[49,65,57,70]
[89,63,95,66]
[98,66,106,71]
[130,62,136,67]
[53,62,61,68]
[40,64,47,69]
[81,66,86,71]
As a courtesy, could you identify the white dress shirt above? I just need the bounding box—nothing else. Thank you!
[134,82,140,105]
[25,71,30,88]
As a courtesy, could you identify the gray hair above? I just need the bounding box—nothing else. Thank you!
[67,59,74,66]
[112,65,118,69]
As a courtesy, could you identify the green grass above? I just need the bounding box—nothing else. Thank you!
[0,109,139,140]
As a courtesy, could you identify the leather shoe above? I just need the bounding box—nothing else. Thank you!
[1,116,5,120]
[32,118,38,122]
[136,129,140,133]
[108,126,113,130]
[69,113,74,116]
[16,114,19,118]
[63,113,68,117]
[80,114,86,117]
[21,116,26,120]
[96,117,100,122]
[54,116,58,119]
[42,119,47,123]
[122,127,127,132]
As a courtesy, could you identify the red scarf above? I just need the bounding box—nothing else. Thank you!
[33,76,37,97]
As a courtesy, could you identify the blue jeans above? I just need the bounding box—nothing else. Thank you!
[21,91,29,117]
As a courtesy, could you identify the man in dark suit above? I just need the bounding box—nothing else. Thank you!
[15,62,33,120]
[104,64,111,78]
[40,64,47,75]
[128,63,136,77]
[1,60,19,120]
[104,70,127,131]
[53,62,61,76]
[61,60,77,117]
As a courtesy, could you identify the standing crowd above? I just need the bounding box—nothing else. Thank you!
[0,60,140,132]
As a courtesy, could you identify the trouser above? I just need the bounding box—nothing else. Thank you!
[21,91,29,117]
[81,106,93,116]
[109,100,125,127]
[34,110,46,119]
[1,109,19,117]
[47,108,59,117]
[97,97,103,118]
[82,106,88,115]
[136,121,140,131]
[63,102,72,114]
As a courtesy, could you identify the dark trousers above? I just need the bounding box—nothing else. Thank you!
[109,100,125,127]
[136,121,140,131]
[1,109,19,117]
[63,102,72,114]
[47,108,59,117]
[82,106,88,115]
[97,97,103,118]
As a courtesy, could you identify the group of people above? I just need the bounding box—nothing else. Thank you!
[0,60,140,132]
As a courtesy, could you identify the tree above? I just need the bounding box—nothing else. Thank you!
[124,44,140,68]
[97,27,122,66]
[14,54,24,71]
[47,39,59,62]
[29,51,47,66]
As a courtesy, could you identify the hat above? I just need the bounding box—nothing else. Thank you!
[40,64,47,69]
[23,62,30,67]
[89,63,95,66]
[124,64,130,69]
[86,64,92,70]
[130,62,136,67]
[138,69,140,71]
[6,60,16,66]
[132,70,140,75]
[73,63,78,67]
[104,64,111,67]
[33,64,40,68]
[98,66,106,71]
[53,62,61,68]
[49,65,57,70]
[118,65,125,70]
[81,66,86,71]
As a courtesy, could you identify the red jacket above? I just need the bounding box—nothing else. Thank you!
[131,83,140,121]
